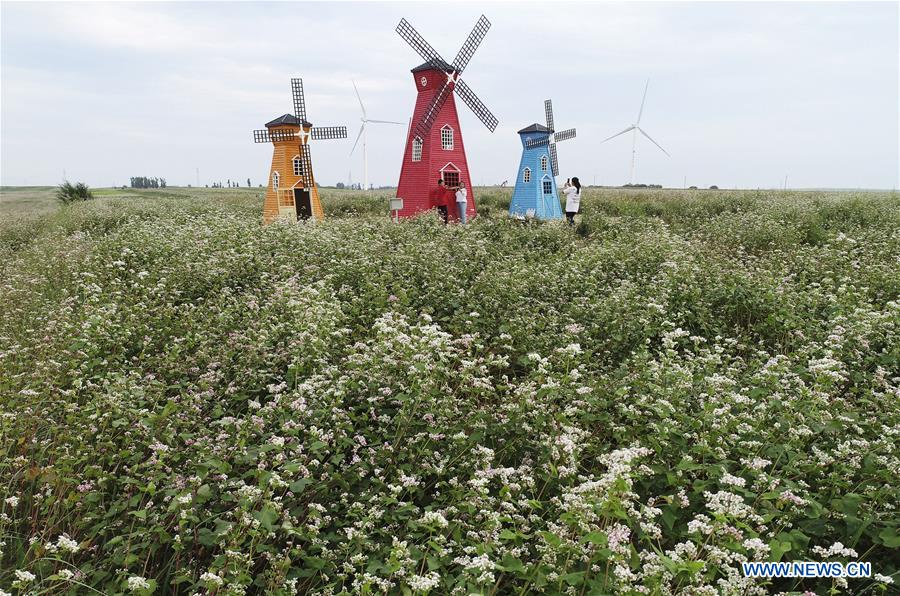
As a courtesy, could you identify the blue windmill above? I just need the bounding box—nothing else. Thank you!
[509,99,576,219]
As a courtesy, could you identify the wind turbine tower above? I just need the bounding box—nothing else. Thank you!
[601,79,670,185]
[350,80,405,192]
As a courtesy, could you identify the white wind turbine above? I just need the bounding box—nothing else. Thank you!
[601,79,670,185]
[350,80,405,191]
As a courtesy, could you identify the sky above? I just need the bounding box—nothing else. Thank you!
[1,1,898,190]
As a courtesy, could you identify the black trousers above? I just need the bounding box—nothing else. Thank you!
[565,211,576,225]
[437,206,448,224]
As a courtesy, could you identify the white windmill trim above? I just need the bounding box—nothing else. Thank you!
[439,161,461,173]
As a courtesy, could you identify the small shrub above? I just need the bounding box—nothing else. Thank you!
[55,181,94,204]
[575,219,593,237]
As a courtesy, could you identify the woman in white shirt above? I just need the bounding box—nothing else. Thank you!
[455,182,468,224]
[562,177,581,226]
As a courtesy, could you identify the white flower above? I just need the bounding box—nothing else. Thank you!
[419,511,449,528]
[56,534,80,553]
[14,570,36,583]
[778,490,807,506]
[407,571,441,592]
[200,572,224,586]
[4,496,19,508]
[811,541,858,558]
[721,472,746,488]
[742,457,771,471]
[743,537,770,557]
[874,573,894,585]
[127,576,151,591]
[398,473,420,488]
[149,441,169,453]
[58,569,75,580]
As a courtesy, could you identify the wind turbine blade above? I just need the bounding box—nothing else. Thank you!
[636,79,649,125]
[366,119,406,125]
[600,125,635,144]
[352,79,366,118]
[637,127,670,157]
[349,123,365,156]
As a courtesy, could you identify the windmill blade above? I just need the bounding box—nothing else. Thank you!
[451,14,491,74]
[349,123,365,156]
[544,99,555,132]
[549,142,560,177]
[636,79,649,125]
[254,129,300,143]
[366,119,406,125]
[311,126,348,140]
[453,78,498,132]
[554,128,576,142]
[637,127,670,157]
[601,125,635,143]
[525,136,550,149]
[396,18,446,65]
[300,144,314,190]
[414,81,454,138]
[352,79,366,119]
[291,78,307,123]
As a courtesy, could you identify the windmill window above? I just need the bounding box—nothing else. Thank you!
[441,125,454,150]
[272,171,280,191]
[523,168,531,183]
[292,156,303,176]
[443,171,460,188]
[540,155,549,172]
[412,137,423,162]
[542,179,553,195]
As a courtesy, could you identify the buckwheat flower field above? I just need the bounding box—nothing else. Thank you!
[1,188,898,594]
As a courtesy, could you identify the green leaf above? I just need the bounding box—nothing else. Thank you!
[196,483,212,501]
[540,531,562,547]
[304,556,327,570]
[878,527,900,548]
[562,571,585,586]
[254,505,278,532]
[768,539,791,561]
[500,555,525,573]
[289,478,310,494]
[581,531,608,546]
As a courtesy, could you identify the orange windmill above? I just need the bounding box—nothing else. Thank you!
[253,78,347,223]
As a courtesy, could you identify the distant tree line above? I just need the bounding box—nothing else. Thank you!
[208,179,251,188]
[130,176,167,189]
[335,183,377,190]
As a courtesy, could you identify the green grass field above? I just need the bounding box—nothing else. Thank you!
[1,187,898,594]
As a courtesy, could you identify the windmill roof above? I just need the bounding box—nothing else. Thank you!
[411,59,453,73]
[518,123,551,134]
[265,114,311,128]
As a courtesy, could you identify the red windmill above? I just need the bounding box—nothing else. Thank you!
[395,15,499,220]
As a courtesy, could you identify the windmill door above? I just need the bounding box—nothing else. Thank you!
[293,188,312,220]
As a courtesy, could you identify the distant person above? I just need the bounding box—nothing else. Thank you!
[562,177,581,226]
[430,178,449,224]
[455,182,468,224]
